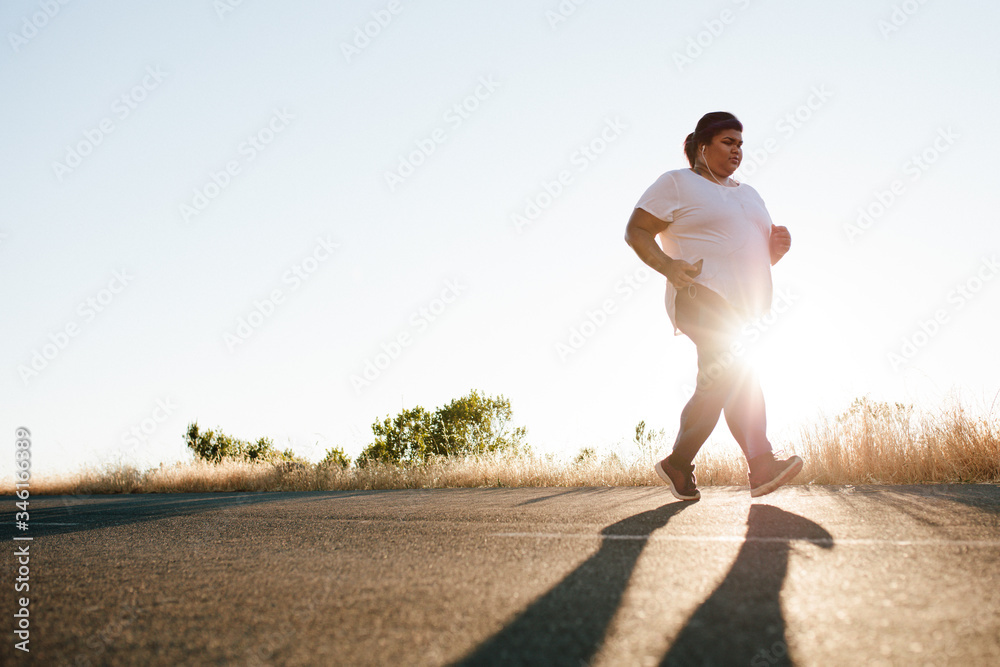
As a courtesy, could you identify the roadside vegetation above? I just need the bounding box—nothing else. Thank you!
[10,393,1000,495]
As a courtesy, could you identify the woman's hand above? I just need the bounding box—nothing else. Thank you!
[665,258,702,289]
[770,224,791,265]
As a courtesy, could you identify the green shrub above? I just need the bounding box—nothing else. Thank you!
[356,390,528,465]
[574,447,597,465]
[633,420,666,462]
[320,446,351,468]
[358,406,434,465]
[185,422,293,464]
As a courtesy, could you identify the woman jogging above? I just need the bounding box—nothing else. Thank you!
[624,111,803,500]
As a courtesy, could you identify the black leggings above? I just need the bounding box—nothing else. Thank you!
[675,284,743,390]
[669,285,772,466]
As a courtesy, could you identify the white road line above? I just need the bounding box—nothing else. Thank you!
[494,533,1000,547]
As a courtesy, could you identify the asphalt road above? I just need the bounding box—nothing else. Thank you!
[2,485,999,666]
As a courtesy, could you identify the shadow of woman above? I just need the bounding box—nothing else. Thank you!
[454,500,693,666]
[661,505,833,667]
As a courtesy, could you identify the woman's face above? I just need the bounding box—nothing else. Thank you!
[698,129,743,178]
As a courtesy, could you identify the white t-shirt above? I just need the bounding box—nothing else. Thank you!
[635,168,774,333]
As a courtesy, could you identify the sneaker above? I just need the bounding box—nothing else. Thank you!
[655,457,700,501]
[748,451,803,498]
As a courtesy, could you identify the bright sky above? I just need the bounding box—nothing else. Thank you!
[3,0,999,478]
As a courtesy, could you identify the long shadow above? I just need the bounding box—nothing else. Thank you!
[829,484,1000,519]
[0,490,375,540]
[514,487,632,507]
[661,505,833,666]
[455,501,692,666]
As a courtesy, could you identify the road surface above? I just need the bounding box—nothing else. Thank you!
[2,485,999,665]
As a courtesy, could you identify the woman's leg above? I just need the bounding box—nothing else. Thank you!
[668,356,729,466]
[665,286,801,496]
[667,286,740,467]
[722,363,772,461]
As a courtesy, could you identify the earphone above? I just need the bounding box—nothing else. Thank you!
[699,146,723,186]
[699,145,737,187]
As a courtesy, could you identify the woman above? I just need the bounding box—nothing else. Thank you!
[624,111,802,500]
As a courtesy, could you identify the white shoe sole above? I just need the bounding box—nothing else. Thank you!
[750,456,803,498]
[654,461,700,501]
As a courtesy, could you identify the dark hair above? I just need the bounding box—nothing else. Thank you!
[683,112,743,167]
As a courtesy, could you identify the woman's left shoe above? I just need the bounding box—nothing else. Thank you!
[655,458,701,501]
[748,451,803,498]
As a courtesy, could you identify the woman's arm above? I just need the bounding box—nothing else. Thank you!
[769,224,791,265]
[625,207,700,289]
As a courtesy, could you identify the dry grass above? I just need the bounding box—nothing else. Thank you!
[9,398,999,495]
[797,400,1000,484]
